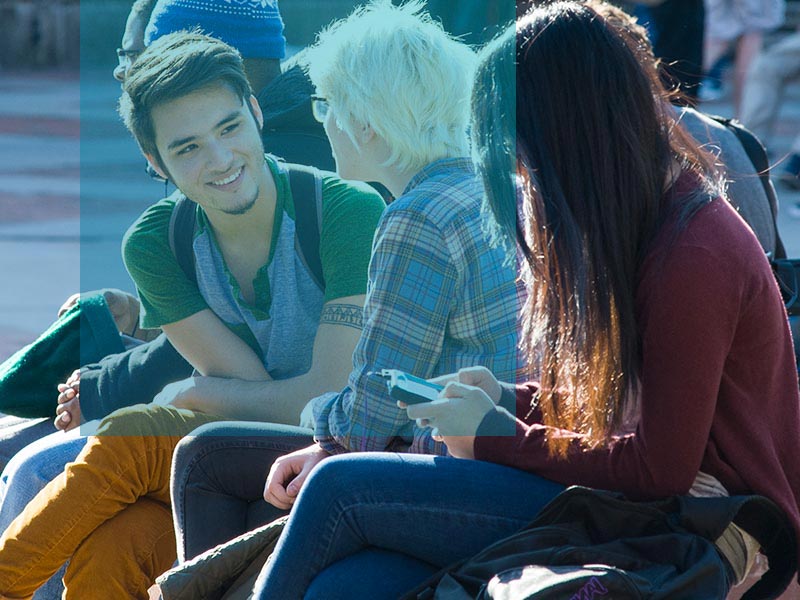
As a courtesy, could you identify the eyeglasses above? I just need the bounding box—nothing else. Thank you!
[116,48,143,77]
[311,96,329,123]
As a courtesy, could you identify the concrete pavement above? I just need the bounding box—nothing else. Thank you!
[0,68,164,361]
[0,71,80,360]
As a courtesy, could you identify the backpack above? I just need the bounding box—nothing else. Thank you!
[167,162,325,291]
[706,115,786,260]
[403,487,797,600]
[258,65,336,173]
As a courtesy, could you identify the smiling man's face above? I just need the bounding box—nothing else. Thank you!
[149,83,268,217]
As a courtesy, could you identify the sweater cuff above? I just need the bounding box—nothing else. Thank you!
[77,364,105,422]
[474,407,523,463]
[498,384,517,413]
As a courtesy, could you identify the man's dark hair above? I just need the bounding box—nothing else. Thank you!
[119,31,253,170]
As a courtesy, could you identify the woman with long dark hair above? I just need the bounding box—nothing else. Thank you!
[251,3,800,598]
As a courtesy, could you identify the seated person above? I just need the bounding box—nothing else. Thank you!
[0,0,331,558]
[0,32,384,600]
[249,3,800,598]
[170,0,519,562]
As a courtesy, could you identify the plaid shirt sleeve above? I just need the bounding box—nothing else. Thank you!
[313,204,457,454]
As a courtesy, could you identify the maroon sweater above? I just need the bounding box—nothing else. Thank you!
[474,195,800,556]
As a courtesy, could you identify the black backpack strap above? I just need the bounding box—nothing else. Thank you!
[284,162,325,291]
[168,195,198,285]
[708,114,787,260]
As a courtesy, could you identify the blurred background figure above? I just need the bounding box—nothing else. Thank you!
[702,0,786,114]
[739,27,800,194]
[632,0,706,105]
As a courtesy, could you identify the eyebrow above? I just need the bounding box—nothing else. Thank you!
[166,110,242,151]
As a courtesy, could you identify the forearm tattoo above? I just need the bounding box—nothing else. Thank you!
[320,303,364,330]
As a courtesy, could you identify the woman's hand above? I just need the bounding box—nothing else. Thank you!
[404,381,496,459]
[429,366,503,404]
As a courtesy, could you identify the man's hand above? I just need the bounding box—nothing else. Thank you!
[57,293,80,318]
[55,369,81,431]
[58,289,159,341]
[102,289,141,338]
[264,444,330,510]
[151,377,204,411]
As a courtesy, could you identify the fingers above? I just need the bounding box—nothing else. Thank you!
[441,381,478,398]
[57,293,80,318]
[55,412,70,431]
[405,397,452,421]
[264,458,302,510]
[286,456,318,498]
[457,366,491,386]
[55,397,80,431]
[57,385,77,404]
[427,372,459,387]
[66,369,81,386]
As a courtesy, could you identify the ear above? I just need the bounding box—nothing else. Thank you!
[249,95,264,130]
[144,154,168,181]
[358,122,376,145]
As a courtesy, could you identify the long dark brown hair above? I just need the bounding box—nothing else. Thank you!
[472,2,720,454]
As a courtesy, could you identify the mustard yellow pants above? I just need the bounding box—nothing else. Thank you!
[0,404,222,600]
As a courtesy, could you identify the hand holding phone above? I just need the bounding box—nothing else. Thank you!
[380,369,443,405]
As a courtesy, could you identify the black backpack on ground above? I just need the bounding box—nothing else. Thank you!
[403,486,797,600]
[167,162,325,291]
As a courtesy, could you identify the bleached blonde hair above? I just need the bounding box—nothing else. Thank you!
[306,0,476,173]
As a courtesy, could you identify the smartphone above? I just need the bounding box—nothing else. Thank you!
[380,369,444,405]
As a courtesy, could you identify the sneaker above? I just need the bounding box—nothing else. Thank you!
[778,153,800,191]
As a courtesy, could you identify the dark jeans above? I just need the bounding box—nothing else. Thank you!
[171,421,313,561]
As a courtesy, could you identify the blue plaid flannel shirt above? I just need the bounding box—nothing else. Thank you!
[313,158,519,455]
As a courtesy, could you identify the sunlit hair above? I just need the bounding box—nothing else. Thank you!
[119,31,253,171]
[305,0,476,173]
[473,2,720,455]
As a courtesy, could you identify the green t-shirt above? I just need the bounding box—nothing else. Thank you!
[123,156,385,330]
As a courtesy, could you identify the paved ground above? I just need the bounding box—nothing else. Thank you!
[0,68,164,360]
[1,57,800,362]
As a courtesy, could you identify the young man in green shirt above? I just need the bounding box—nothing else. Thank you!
[0,32,384,600]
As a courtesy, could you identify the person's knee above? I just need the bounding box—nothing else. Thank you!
[302,454,380,499]
[95,403,173,437]
[3,440,78,489]
[66,498,176,597]
[172,427,215,476]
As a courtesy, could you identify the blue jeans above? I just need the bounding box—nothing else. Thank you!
[171,421,313,560]
[252,453,565,600]
[0,416,56,472]
[0,429,87,600]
